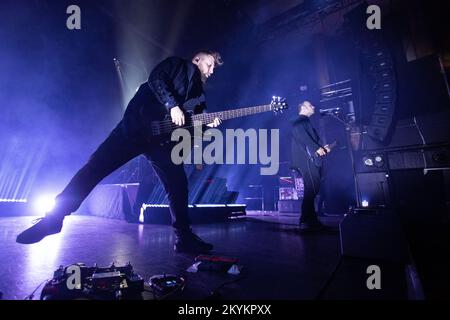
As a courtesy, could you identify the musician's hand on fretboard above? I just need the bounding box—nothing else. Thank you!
[315,147,327,157]
[170,106,185,126]
[206,117,222,128]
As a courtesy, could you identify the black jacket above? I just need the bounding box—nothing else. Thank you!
[122,56,206,136]
[291,115,323,168]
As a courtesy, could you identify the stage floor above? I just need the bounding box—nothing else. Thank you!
[0,214,407,300]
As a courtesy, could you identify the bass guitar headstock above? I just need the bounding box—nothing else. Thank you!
[270,96,288,113]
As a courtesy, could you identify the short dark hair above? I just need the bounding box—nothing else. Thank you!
[194,50,224,67]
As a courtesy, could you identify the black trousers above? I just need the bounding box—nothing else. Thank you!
[52,122,191,231]
[293,160,324,224]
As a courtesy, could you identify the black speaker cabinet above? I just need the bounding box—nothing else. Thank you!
[356,172,391,207]
[339,208,409,263]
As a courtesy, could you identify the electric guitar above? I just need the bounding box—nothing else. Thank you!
[308,140,337,167]
[146,96,288,142]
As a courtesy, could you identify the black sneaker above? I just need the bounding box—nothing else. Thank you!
[174,230,213,253]
[16,214,65,244]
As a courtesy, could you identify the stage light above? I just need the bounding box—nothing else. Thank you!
[0,198,27,203]
[362,200,369,207]
[194,204,226,208]
[139,206,145,224]
[363,156,374,166]
[374,155,384,167]
[34,195,56,214]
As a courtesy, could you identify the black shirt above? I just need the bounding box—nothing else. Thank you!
[291,115,323,168]
[147,56,206,112]
[122,56,207,136]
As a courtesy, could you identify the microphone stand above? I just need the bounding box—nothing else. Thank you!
[326,112,361,209]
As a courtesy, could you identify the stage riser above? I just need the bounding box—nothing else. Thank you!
[143,206,246,225]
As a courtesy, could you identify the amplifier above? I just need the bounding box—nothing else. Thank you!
[278,200,301,213]
[388,146,450,170]
[355,146,450,171]
[279,187,300,200]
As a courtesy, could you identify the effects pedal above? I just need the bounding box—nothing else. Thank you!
[148,274,185,297]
